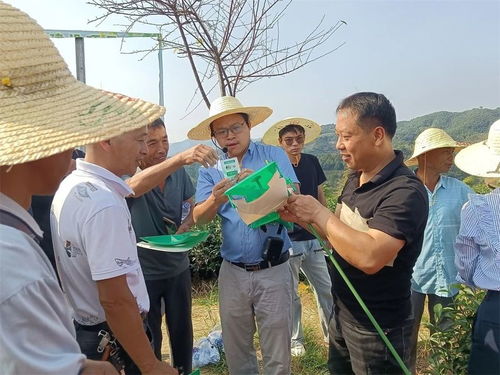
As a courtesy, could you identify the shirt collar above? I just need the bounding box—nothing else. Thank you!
[360,150,405,187]
[76,159,134,198]
[0,192,43,237]
[246,141,256,156]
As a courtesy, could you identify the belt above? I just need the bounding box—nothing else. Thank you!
[228,251,289,272]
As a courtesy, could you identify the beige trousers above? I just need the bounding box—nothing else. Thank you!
[218,260,292,375]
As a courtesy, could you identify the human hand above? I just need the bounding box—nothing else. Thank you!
[80,359,119,375]
[283,194,328,224]
[234,168,253,183]
[176,221,193,234]
[143,361,178,375]
[180,145,218,168]
[211,178,234,205]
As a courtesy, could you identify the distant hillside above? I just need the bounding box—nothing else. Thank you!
[169,107,500,187]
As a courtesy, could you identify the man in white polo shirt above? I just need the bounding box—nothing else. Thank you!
[51,127,178,375]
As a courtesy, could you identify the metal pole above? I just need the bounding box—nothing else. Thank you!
[75,37,86,83]
[158,36,164,109]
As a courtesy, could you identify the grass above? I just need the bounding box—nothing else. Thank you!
[161,279,328,374]
[161,279,432,375]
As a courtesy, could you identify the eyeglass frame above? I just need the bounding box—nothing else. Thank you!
[210,122,248,139]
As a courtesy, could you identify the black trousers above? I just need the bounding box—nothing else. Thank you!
[145,268,193,375]
[75,322,142,374]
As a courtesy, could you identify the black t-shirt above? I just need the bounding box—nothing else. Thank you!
[332,150,428,328]
[289,153,327,241]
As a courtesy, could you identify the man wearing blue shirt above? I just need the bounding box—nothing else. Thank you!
[188,96,298,375]
[405,128,473,372]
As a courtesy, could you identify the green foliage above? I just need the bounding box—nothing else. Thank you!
[422,284,485,375]
[463,176,492,194]
[189,218,223,280]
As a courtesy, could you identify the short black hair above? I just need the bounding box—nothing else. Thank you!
[149,117,165,129]
[337,92,397,138]
[278,124,305,139]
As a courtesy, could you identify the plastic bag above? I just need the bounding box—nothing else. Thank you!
[192,329,223,368]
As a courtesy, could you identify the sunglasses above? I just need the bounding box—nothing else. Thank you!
[281,136,305,146]
[162,217,178,235]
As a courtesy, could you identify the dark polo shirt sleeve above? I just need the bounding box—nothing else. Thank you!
[368,180,428,245]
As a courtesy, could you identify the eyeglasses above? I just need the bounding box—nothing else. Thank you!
[212,123,246,138]
[282,136,305,146]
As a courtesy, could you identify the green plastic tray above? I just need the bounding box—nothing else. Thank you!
[140,231,209,247]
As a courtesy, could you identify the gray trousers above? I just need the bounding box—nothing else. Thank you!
[409,290,454,374]
[289,239,333,345]
[219,260,292,375]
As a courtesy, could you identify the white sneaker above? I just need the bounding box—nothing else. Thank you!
[291,342,306,357]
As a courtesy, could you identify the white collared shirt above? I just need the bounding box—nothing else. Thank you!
[51,159,149,325]
[0,193,85,374]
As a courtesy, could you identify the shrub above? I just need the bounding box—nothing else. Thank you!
[422,284,485,374]
[189,217,223,280]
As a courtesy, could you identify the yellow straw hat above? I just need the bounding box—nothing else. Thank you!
[455,119,500,178]
[261,117,321,146]
[0,1,165,166]
[405,128,466,166]
[187,96,272,140]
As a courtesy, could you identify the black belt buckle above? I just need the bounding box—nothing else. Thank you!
[244,263,263,272]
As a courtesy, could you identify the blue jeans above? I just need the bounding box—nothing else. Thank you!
[469,290,500,375]
[289,239,333,345]
[328,310,413,374]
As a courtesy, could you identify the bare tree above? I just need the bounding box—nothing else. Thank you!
[89,0,346,110]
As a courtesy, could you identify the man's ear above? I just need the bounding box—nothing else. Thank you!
[98,139,112,151]
[373,126,386,146]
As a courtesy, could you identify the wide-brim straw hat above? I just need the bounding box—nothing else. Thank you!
[261,117,321,146]
[0,2,165,166]
[455,119,500,178]
[187,96,272,140]
[405,128,466,166]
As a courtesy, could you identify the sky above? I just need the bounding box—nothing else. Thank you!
[6,0,500,142]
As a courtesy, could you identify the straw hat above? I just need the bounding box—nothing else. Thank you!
[187,96,272,140]
[261,117,321,146]
[405,128,465,166]
[455,119,500,178]
[0,2,165,166]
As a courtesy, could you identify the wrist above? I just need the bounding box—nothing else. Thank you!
[313,206,331,231]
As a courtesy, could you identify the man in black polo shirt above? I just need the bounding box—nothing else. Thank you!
[126,118,218,375]
[280,92,428,374]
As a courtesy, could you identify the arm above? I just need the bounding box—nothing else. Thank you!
[193,169,253,225]
[282,194,405,275]
[454,202,480,287]
[97,276,177,375]
[127,145,218,198]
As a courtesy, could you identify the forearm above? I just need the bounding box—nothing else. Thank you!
[100,290,158,372]
[317,185,327,206]
[127,154,184,197]
[193,196,220,225]
[313,208,395,274]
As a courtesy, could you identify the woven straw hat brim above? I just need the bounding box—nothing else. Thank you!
[187,106,272,140]
[455,141,500,178]
[405,128,464,166]
[262,117,321,146]
[0,1,165,165]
